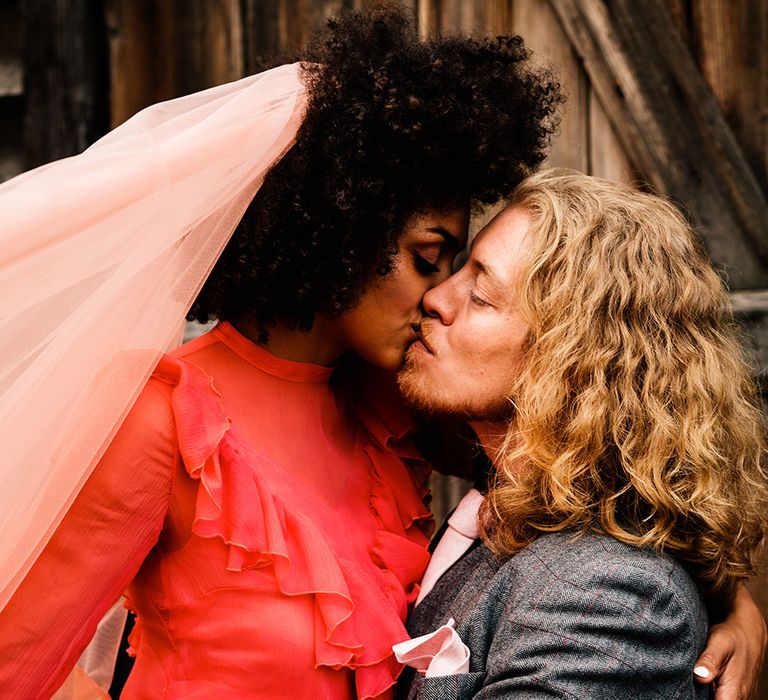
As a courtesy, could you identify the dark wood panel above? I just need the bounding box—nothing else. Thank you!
[105,0,177,127]
[691,0,768,192]
[549,0,768,289]
[22,0,110,166]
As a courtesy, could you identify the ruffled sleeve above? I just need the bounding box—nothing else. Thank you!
[148,355,434,699]
[0,373,177,699]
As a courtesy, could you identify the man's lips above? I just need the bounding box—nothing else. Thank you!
[412,326,435,355]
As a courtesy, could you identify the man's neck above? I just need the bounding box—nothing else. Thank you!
[468,419,526,479]
[231,316,345,366]
[468,420,508,467]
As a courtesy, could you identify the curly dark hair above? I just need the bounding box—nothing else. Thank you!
[188,7,562,335]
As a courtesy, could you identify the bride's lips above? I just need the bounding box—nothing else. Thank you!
[412,326,435,355]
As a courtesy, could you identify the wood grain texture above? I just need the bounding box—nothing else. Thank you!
[22,0,109,166]
[588,87,633,182]
[106,0,177,127]
[549,0,768,288]
[691,0,768,192]
[514,0,589,172]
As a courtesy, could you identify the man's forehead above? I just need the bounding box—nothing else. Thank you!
[471,204,526,246]
[471,207,530,257]
[469,206,531,282]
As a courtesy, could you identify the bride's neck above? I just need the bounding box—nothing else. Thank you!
[231,316,345,366]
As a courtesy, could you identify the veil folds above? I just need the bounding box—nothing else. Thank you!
[0,63,306,609]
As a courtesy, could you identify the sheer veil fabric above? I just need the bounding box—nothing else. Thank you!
[0,63,306,610]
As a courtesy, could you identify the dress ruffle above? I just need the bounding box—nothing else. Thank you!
[137,355,432,699]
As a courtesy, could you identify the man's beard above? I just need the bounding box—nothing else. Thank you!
[397,354,515,422]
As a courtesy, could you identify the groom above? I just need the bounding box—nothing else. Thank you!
[393,171,766,699]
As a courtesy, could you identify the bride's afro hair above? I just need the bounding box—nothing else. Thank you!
[189,6,562,334]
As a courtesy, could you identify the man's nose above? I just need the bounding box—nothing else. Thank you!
[421,277,455,324]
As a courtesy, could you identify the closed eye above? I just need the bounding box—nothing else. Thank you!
[470,291,492,307]
[413,252,441,275]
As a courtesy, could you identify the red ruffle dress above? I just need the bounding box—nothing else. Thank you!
[0,322,433,699]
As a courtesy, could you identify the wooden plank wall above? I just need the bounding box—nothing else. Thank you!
[0,1,23,182]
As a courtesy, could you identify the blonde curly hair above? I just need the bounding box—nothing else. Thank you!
[479,169,767,600]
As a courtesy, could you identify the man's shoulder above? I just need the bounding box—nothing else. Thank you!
[488,532,707,637]
[495,530,701,603]
[482,532,708,697]
[404,532,711,700]
[497,530,679,579]
[504,528,674,566]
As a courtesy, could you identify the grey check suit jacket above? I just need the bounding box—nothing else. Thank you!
[396,531,712,700]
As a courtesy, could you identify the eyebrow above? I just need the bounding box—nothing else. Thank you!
[471,258,509,293]
[424,226,461,249]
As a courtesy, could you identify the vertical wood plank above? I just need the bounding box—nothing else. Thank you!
[0,1,22,97]
[22,0,110,166]
[106,0,176,127]
[549,0,768,289]
[513,0,589,172]
[242,0,282,71]
[588,87,633,183]
[0,0,23,182]
[691,0,768,191]
[277,0,313,52]
[665,0,691,45]
[199,0,244,85]
[482,0,513,36]
[171,0,243,96]
[686,22,768,636]
[418,0,440,36]
[0,96,23,182]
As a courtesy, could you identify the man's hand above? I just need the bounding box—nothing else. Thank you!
[694,584,766,699]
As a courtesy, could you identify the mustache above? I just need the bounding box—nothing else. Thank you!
[418,321,438,356]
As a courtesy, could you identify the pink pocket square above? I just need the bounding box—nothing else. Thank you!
[392,618,470,678]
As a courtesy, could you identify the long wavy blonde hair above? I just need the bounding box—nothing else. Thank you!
[479,169,767,599]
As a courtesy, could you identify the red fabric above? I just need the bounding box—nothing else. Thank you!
[0,322,433,699]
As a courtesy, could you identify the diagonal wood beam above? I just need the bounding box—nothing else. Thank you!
[549,0,768,289]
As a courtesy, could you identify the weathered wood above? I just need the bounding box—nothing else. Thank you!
[513,0,589,172]
[549,0,768,289]
[418,0,441,36]
[241,0,282,72]
[0,97,24,182]
[481,0,513,35]
[170,0,244,97]
[665,0,691,45]
[588,87,633,182]
[197,0,244,87]
[106,0,177,127]
[0,2,22,98]
[21,0,110,166]
[0,1,23,182]
[109,0,244,127]
[417,0,433,37]
[691,0,768,192]
[433,0,483,34]
[731,290,768,378]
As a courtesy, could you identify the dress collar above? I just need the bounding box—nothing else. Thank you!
[212,321,334,383]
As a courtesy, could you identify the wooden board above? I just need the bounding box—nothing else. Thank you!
[588,87,633,183]
[549,0,768,289]
[691,0,768,192]
[513,0,589,172]
[22,0,109,165]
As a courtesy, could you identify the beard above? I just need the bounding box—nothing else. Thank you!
[397,351,515,422]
